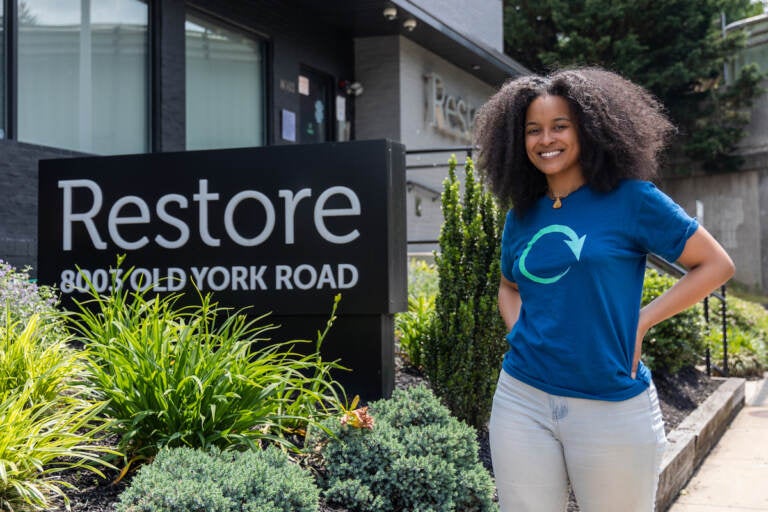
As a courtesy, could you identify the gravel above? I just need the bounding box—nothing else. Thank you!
[49,356,722,512]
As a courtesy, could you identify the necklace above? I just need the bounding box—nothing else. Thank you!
[547,185,584,209]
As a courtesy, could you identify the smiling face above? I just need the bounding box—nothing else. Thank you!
[524,94,583,186]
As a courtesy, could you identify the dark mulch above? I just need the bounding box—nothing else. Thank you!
[50,358,721,512]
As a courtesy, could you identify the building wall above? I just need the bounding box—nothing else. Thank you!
[405,0,504,52]
[353,35,499,252]
[0,142,83,270]
[399,36,496,250]
[663,171,763,292]
[353,36,401,142]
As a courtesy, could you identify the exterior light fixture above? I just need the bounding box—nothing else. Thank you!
[403,17,417,31]
[339,79,364,96]
[383,6,397,20]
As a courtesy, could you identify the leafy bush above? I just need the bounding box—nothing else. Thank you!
[705,294,768,377]
[0,259,62,335]
[0,313,114,511]
[642,269,706,373]
[406,258,439,298]
[315,385,497,512]
[116,446,319,512]
[424,156,507,429]
[68,262,347,466]
[394,259,438,368]
[395,293,435,369]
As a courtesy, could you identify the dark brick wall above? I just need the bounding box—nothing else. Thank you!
[0,140,84,273]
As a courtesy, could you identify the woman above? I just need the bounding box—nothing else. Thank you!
[473,67,735,511]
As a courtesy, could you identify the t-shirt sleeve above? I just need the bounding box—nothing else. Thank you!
[633,182,699,262]
[500,210,516,282]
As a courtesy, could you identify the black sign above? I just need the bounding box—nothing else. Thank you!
[38,139,407,399]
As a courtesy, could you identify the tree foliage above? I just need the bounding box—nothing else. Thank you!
[504,0,765,172]
[423,156,507,430]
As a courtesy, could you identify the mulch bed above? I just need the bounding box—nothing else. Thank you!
[49,358,722,512]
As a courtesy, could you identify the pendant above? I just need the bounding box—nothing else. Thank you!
[553,197,562,209]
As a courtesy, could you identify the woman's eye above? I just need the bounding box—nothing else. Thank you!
[526,128,540,135]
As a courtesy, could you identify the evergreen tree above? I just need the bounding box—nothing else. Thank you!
[504,0,764,172]
[424,156,507,430]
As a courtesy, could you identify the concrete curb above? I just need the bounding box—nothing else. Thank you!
[655,377,746,511]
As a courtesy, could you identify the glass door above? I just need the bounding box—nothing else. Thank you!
[298,65,333,144]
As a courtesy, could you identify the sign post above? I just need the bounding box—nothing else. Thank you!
[38,139,407,401]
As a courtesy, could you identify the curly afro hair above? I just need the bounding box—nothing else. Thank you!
[473,67,675,217]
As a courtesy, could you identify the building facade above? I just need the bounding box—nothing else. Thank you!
[0,0,527,270]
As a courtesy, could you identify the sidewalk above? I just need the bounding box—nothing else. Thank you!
[668,373,768,511]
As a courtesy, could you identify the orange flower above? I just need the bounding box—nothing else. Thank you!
[341,406,374,430]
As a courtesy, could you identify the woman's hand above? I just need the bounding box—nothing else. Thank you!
[632,312,651,379]
[498,276,522,331]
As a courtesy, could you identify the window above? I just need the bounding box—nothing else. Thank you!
[185,12,265,150]
[17,0,149,154]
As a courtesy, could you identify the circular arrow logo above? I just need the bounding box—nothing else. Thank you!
[519,224,587,285]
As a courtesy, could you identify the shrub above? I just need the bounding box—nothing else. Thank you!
[394,259,438,368]
[116,446,319,512]
[641,268,706,373]
[0,312,115,511]
[315,385,497,512]
[406,258,439,298]
[424,156,507,429]
[0,259,62,336]
[67,261,347,466]
[705,294,768,377]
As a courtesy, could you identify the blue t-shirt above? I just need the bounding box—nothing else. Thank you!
[500,180,699,401]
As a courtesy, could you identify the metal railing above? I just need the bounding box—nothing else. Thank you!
[406,146,730,375]
[406,147,473,246]
[647,254,729,376]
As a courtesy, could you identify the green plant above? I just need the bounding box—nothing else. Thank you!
[641,269,707,373]
[315,385,497,512]
[0,313,115,511]
[406,259,439,299]
[424,156,507,429]
[705,294,768,377]
[116,446,319,512]
[0,259,63,336]
[395,259,438,368]
[67,260,347,468]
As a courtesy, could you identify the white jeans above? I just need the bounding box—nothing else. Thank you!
[489,371,667,512]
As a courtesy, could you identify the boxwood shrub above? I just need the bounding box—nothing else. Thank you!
[116,446,319,512]
[705,293,768,377]
[315,385,497,512]
[642,268,706,374]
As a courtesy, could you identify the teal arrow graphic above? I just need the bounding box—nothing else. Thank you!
[519,224,587,285]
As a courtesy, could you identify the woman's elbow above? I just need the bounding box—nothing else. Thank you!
[708,251,736,286]
[721,254,736,282]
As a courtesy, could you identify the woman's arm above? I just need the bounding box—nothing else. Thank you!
[632,226,735,377]
[499,275,522,331]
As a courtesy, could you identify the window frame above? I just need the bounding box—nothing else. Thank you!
[7,0,151,153]
[184,5,269,151]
